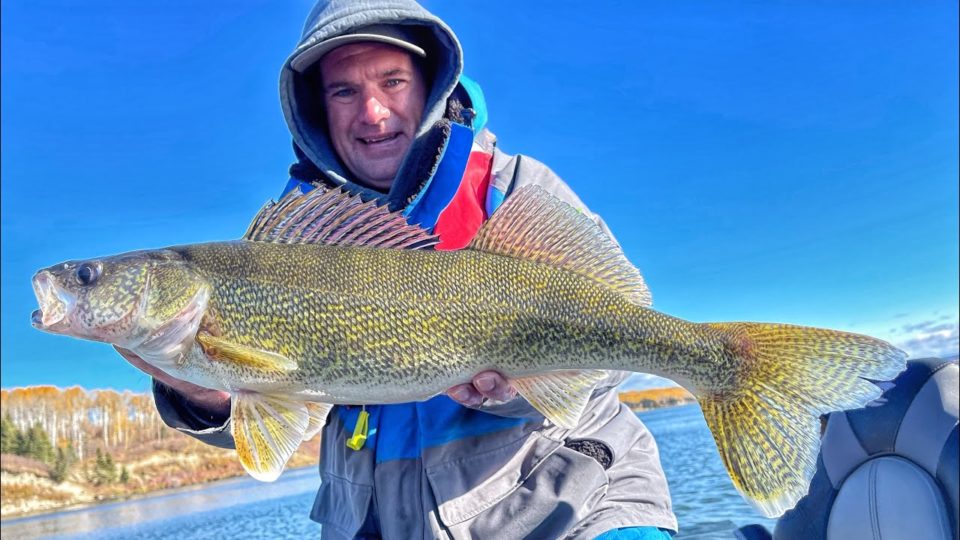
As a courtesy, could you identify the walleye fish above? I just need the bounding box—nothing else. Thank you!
[31,185,906,517]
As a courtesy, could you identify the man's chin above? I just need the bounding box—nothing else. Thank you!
[348,158,403,191]
[352,169,396,191]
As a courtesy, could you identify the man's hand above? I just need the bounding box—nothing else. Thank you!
[114,346,231,417]
[446,371,517,408]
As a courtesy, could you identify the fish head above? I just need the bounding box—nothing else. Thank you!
[31,249,203,348]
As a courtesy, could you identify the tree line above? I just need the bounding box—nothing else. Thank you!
[0,386,169,463]
[2,415,129,484]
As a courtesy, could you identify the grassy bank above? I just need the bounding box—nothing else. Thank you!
[1,435,320,520]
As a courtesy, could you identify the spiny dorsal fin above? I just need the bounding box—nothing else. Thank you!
[243,186,438,250]
[469,185,651,306]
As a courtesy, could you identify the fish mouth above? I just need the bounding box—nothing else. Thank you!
[31,271,73,333]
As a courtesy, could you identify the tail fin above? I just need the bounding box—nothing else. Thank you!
[698,322,907,517]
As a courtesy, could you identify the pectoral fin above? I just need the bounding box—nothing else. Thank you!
[303,402,333,441]
[232,393,309,482]
[511,370,608,429]
[197,331,297,373]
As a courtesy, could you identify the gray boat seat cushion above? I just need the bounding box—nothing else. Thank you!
[827,456,952,540]
[773,358,959,540]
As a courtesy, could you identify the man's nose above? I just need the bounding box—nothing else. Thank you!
[361,95,390,124]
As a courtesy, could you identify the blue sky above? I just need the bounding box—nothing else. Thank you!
[3,1,957,393]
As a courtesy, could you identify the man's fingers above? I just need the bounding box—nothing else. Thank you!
[472,371,517,403]
[447,372,520,408]
[113,346,230,413]
[447,384,483,407]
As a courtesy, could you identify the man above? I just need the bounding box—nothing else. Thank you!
[121,1,677,538]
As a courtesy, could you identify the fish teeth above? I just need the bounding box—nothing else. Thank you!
[32,272,68,327]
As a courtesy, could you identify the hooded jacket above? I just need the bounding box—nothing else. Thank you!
[153,1,677,538]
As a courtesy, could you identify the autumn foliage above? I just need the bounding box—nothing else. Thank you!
[1,386,169,462]
[618,387,696,411]
[0,385,321,518]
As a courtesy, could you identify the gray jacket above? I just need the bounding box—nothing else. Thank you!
[154,0,677,538]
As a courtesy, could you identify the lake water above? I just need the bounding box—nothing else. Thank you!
[2,404,777,539]
[641,405,778,537]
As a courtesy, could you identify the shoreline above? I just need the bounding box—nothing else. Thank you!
[1,464,318,523]
[1,387,688,521]
[0,428,322,521]
[633,401,698,414]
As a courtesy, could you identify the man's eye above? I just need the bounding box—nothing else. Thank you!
[331,88,355,99]
[384,79,405,88]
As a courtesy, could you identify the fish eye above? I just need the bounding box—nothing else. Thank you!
[75,262,101,286]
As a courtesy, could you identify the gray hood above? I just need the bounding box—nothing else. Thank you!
[279,0,463,191]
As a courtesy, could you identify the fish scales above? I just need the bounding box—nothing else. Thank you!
[174,241,730,402]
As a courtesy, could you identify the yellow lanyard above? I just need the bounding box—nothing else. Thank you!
[345,405,369,451]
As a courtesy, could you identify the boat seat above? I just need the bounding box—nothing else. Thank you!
[738,357,958,540]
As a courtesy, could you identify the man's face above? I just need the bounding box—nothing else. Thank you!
[319,43,427,191]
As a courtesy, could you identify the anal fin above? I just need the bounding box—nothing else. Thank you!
[197,331,297,373]
[232,393,309,482]
[511,370,608,429]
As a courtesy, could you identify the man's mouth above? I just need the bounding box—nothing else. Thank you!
[358,133,401,145]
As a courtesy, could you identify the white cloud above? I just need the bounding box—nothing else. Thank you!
[894,319,959,360]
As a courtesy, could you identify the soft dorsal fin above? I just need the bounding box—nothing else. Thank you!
[244,186,438,250]
[469,185,651,306]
